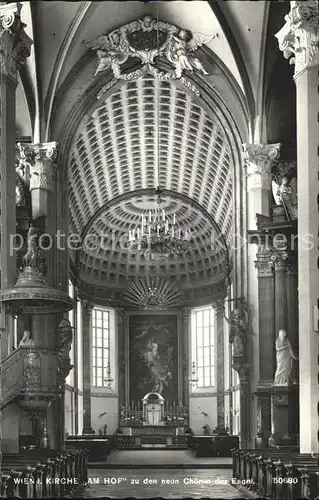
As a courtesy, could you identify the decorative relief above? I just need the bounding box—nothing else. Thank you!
[23,352,41,389]
[116,308,125,325]
[275,0,319,76]
[0,3,32,81]
[16,142,57,192]
[86,15,215,81]
[243,143,281,191]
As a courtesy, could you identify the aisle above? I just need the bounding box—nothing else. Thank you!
[90,449,233,468]
[73,468,250,498]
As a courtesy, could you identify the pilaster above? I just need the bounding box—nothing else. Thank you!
[182,307,191,408]
[82,300,94,434]
[214,300,225,427]
[276,0,319,453]
[116,308,125,406]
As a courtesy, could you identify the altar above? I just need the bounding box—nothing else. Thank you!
[142,392,165,426]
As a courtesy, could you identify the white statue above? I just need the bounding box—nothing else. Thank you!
[272,174,297,220]
[19,330,35,347]
[273,329,298,385]
[166,29,211,78]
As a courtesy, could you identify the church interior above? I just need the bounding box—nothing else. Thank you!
[0,1,318,498]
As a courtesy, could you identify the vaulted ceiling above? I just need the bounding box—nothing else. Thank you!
[16,1,282,301]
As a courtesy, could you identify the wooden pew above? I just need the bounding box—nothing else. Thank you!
[232,448,319,499]
[0,448,87,498]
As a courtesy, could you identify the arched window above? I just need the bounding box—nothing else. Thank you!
[92,307,112,388]
[191,306,215,388]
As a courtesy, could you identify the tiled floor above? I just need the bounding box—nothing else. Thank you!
[70,451,251,499]
[73,468,248,498]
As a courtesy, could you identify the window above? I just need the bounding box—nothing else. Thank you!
[92,308,110,387]
[192,307,215,388]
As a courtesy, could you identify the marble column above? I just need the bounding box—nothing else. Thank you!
[276,0,319,453]
[116,308,125,407]
[82,300,94,434]
[182,308,191,412]
[273,253,288,334]
[214,300,225,428]
[255,251,275,443]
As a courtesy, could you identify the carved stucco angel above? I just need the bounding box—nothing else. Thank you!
[272,170,297,220]
[165,29,214,78]
[87,29,130,77]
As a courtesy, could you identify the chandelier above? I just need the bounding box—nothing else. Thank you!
[124,277,182,310]
[189,361,199,388]
[104,361,113,389]
[128,189,191,260]
[127,10,191,260]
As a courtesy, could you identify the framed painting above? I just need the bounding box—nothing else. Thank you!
[127,313,180,406]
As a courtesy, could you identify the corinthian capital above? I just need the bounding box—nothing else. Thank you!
[243,143,281,191]
[275,1,319,76]
[16,142,57,192]
[0,3,32,81]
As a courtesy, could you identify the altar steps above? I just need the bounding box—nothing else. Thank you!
[117,435,188,450]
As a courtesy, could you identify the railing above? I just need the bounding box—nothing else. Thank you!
[119,405,188,427]
[0,346,61,409]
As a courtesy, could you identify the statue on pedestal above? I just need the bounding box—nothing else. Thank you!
[273,329,298,385]
[229,308,247,357]
[57,313,73,386]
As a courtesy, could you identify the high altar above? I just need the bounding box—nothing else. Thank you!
[142,393,165,426]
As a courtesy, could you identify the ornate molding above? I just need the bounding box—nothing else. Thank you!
[116,308,125,325]
[86,15,215,81]
[0,3,32,81]
[81,299,94,317]
[275,0,319,76]
[243,143,281,191]
[255,257,274,278]
[16,142,57,192]
[182,307,191,320]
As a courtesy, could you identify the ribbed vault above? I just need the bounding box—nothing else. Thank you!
[69,76,233,286]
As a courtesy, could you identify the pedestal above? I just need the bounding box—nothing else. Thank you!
[269,385,298,446]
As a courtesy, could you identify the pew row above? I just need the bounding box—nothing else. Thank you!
[0,448,87,498]
[232,448,319,499]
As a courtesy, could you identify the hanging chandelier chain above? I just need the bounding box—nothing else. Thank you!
[127,4,191,261]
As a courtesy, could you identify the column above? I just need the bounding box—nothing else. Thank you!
[0,4,32,339]
[0,4,32,289]
[255,251,275,444]
[214,300,225,428]
[273,253,288,334]
[82,300,94,434]
[243,142,281,447]
[116,309,125,407]
[182,308,191,410]
[276,0,319,453]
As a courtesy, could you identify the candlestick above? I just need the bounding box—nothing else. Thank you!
[162,209,165,221]
[149,210,151,222]
[173,213,176,225]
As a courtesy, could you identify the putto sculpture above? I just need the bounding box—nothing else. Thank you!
[272,166,297,220]
[86,15,215,81]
